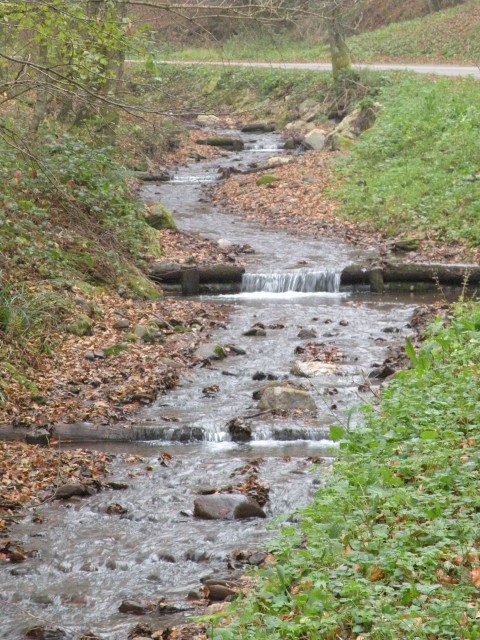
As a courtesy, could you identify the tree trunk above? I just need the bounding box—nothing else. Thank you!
[327,2,352,81]
[29,44,50,133]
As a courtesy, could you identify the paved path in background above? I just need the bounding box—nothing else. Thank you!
[152,59,480,79]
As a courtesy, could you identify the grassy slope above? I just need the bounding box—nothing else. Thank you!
[333,75,480,245]
[158,0,480,64]
[212,303,480,639]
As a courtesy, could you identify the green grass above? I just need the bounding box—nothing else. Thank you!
[349,1,480,63]
[156,0,480,64]
[211,302,480,639]
[333,75,480,245]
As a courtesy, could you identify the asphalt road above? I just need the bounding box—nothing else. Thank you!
[152,59,480,79]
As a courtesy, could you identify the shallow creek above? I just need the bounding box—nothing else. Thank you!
[1,130,436,639]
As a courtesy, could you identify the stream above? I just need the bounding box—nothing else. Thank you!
[0,129,436,640]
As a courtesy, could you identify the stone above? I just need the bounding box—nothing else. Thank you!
[193,494,266,520]
[326,103,382,150]
[205,584,237,602]
[84,350,95,361]
[106,503,128,515]
[290,361,337,378]
[197,114,221,125]
[25,428,50,447]
[193,343,226,361]
[227,418,252,442]
[241,121,275,133]
[113,318,130,330]
[146,203,176,230]
[243,327,266,337]
[266,156,291,168]
[304,128,327,151]
[299,98,319,115]
[67,314,93,337]
[257,385,316,413]
[134,324,158,342]
[297,328,317,339]
[55,483,88,499]
[218,238,233,250]
[196,137,244,151]
[25,627,67,639]
[119,599,154,615]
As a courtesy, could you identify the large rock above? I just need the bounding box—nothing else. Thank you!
[304,128,327,151]
[197,137,244,151]
[193,494,266,520]
[326,103,382,151]
[25,627,67,639]
[257,385,316,413]
[193,343,226,361]
[241,121,275,133]
[290,361,337,378]
[145,203,176,230]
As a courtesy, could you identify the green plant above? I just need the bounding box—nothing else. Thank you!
[214,302,480,639]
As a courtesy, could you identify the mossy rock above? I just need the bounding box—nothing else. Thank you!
[256,174,279,187]
[196,137,244,151]
[67,314,94,337]
[146,203,176,231]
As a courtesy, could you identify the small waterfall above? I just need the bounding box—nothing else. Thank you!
[241,269,341,294]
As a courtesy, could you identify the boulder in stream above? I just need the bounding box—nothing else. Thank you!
[193,343,227,361]
[256,384,317,413]
[119,599,155,615]
[25,627,67,639]
[193,494,266,520]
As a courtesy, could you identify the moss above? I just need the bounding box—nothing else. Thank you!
[146,202,177,231]
[66,314,93,337]
[256,174,279,187]
[104,343,129,357]
[213,344,227,359]
[126,275,161,300]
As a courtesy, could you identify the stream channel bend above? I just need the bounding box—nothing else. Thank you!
[1,130,433,639]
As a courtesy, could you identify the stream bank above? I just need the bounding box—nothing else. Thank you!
[0,127,448,640]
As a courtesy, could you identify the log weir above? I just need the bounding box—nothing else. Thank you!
[340,263,480,292]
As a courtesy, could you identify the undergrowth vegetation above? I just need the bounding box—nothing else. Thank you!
[334,76,480,245]
[211,302,480,639]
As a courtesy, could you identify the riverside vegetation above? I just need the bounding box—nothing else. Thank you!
[208,302,480,639]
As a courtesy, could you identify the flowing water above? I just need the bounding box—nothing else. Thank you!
[0,129,434,639]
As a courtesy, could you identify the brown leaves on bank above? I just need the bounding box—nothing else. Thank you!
[0,442,110,526]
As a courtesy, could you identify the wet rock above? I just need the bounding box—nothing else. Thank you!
[257,385,316,413]
[119,599,155,615]
[226,344,246,355]
[227,417,252,442]
[106,503,128,515]
[205,584,237,602]
[197,136,244,151]
[193,343,226,361]
[248,551,268,566]
[80,632,100,640]
[369,364,397,380]
[157,601,194,615]
[25,627,67,639]
[252,370,266,381]
[193,494,266,520]
[54,483,88,499]
[202,384,220,397]
[383,326,400,333]
[187,590,204,601]
[185,548,210,562]
[339,319,349,326]
[290,361,337,378]
[241,121,275,133]
[25,428,50,447]
[243,326,266,337]
[106,481,129,490]
[158,553,176,563]
[297,328,317,339]
[113,318,130,330]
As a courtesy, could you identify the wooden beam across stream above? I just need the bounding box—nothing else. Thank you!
[341,263,480,293]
